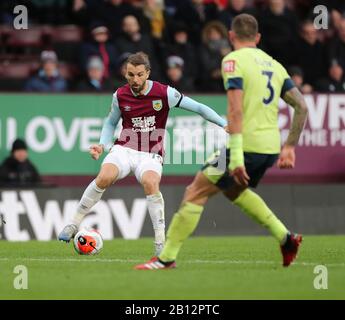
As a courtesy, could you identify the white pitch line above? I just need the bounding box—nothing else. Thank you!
[0,257,141,263]
[0,257,344,267]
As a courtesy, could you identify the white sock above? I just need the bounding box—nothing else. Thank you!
[71,180,105,227]
[146,192,165,249]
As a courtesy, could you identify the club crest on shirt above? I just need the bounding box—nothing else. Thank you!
[152,99,163,111]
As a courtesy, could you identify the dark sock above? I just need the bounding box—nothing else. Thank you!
[158,258,174,266]
[282,233,292,249]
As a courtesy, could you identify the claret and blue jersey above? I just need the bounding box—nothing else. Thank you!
[99,80,227,156]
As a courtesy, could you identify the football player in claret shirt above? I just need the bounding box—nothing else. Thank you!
[59,51,227,256]
[135,14,308,270]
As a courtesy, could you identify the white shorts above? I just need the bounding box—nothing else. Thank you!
[102,145,163,183]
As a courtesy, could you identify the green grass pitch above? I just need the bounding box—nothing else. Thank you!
[0,235,344,300]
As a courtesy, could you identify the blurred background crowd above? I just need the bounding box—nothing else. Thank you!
[0,0,345,93]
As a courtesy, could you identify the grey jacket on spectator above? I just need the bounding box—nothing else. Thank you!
[24,70,67,92]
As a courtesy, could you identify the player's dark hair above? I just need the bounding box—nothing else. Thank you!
[231,14,258,41]
[126,52,151,71]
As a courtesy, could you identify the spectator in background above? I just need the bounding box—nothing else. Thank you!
[288,66,313,94]
[80,24,118,79]
[219,0,254,29]
[165,55,195,92]
[173,0,220,45]
[113,52,131,89]
[164,22,198,87]
[296,20,326,87]
[259,0,299,67]
[24,51,67,92]
[129,0,166,37]
[328,19,345,71]
[77,56,114,92]
[103,0,139,27]
[316,60,345,93]
[72,0,94,26]
[130,0,169,69]
[199,21,231,92]
[0,139,41,187]
[72,0,136,36]
[115,15,161,80]
[142,0,166,40]
[30,0,73,24]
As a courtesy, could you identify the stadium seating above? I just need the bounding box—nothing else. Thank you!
[5,27,43,48]
[0,25,84,90]
[51,25,84,63]
[0,60,39,91]
[0,61,39,78]
[51,25,84,43]
[58,62,80,80]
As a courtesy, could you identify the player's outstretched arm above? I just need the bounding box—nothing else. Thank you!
[99,111,120,149]
[92,94,121,160]
[279,87,308,169]
[178,96,227,128]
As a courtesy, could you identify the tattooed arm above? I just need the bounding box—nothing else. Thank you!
[283,87,308,146]
[278,87,308,169]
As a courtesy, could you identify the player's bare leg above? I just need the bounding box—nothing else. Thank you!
[223,185,302,267]
[141,170,165,256]
[135,172,219,269]
[95,163,120,189]
[182,171,221,206]
[58,164,119,242]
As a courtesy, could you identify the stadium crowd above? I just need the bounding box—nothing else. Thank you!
[0,0,345,93]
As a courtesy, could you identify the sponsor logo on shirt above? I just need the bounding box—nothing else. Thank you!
[152,99,163,111]
[223,60,235,73]
[124,106,131,111]
[131,116,156,132]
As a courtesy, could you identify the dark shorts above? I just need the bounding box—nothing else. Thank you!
[201,147,279,190]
